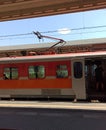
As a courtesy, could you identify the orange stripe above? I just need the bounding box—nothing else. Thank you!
[0,79,72,89]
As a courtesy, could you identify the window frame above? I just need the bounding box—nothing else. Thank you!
[3,67,19,80]
[56,64,69,78]
[73,62,83,79]
[28,65,45,79]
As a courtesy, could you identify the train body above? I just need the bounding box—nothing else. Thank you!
[0,50,106,100]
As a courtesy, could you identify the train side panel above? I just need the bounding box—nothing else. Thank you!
[0,60,76,99]
[0,79,71,89]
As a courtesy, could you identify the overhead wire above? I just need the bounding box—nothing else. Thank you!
[0,25,106,41]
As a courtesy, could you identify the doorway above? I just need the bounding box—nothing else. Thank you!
[85,58,106,100]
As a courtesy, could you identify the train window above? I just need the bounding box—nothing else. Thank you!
[56,65,68,78]
[74,62,83,78]
[4,67,18,80]
[29,65,45,79]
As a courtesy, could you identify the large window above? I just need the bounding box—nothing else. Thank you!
[74,62,83,78]
[56,65,68,78]
[4,67,18,80]
[29,65,45,79]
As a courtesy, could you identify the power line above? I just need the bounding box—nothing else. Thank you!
[0,32,33,38]
[0,25,106,40]
[41,25,106,33]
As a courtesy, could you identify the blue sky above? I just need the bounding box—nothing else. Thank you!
[0,8,106,46]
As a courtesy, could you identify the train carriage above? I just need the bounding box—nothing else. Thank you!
[0,50,105,100]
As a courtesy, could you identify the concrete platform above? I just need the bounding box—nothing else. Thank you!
[0,100,106,111]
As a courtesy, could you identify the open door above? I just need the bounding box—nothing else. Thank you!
[71,59,86,100]
[85,59,106,100]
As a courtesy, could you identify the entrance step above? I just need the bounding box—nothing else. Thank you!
[88,93,106,101]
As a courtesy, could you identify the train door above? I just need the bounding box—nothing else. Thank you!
[71,59,86,99]
[85,60,96,95]
[85,59,106,100]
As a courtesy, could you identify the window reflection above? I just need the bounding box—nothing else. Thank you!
[56,65,68,78]
[4,67,18,80]
[29,65,45,79]
[74,62,82,78]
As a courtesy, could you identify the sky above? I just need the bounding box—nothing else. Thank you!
[0,8,106,46]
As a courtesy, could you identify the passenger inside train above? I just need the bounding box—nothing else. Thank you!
[3,73,8,80]
[95,63,104,91]
[85,59,106,100]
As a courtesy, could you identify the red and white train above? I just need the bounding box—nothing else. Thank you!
[0,38,106,100]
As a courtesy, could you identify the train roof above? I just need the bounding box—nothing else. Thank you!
[0,37,106,51]
[0,37,106,57]
[0,51,105,64]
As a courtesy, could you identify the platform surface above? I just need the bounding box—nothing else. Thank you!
[0,100,106,111]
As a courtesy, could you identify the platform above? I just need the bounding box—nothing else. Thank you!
[0,100,106,111]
